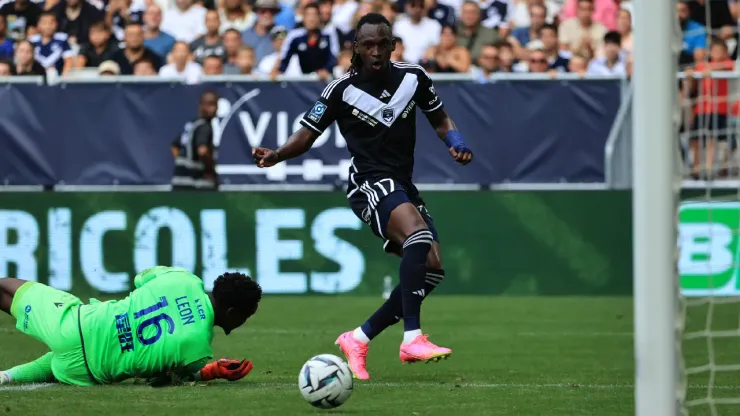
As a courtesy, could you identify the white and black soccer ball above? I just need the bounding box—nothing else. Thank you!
[298,354,353,409]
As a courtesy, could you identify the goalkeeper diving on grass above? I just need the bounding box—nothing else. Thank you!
[0,266,262,386]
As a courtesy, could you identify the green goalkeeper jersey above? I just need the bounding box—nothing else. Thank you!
[79,266,215,383]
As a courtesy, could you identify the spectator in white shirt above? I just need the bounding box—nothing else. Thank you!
[161,0,206,43]
[219,0,256,33]
[393,0,441,63]
[586,31,626,76]
[159,40,202,82]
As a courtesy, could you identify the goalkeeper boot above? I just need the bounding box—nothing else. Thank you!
[335,331,370,380]
[399,334,451,364]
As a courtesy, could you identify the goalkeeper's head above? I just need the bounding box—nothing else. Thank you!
[210,272,262,335]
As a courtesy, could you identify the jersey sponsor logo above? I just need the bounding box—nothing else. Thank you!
[351,108,378,127]
[115,313,135,353]
[401,100,415,119]
[195,298,207,321]
[382,107,394,123]
[54,302,63,308]
[23,305,31,330]
[307,102,326,123]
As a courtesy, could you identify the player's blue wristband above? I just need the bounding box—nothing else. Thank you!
[444,130,468,152]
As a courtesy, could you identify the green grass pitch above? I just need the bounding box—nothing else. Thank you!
[0,296,738,415]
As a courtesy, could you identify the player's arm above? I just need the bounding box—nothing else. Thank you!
[171,357,252,383]
[253,83,339,167]
[415,69,473,165]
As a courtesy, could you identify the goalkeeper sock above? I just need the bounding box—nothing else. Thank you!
[6,352,55,383]
[359,269,445,341]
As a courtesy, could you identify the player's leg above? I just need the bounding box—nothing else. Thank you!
[0,277,31,316]
[0,352,55,384]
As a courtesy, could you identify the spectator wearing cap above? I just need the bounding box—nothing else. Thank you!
[202,54,224,74]
[586,31,625,75]
[278,3,338,77]
[394,0,441,64]
[0,16,14,59]
[161,0,206,43]
[479,0,515,36]
[560,0,616,30]
[159,40,202,81]
[509,2,545,53]
[559,0,607,59]
[98,59,120,75]
[77,21,118,67]
[420,24,471,73]
[0,59,13,75]
[511,0,559,29]
[14,39,46,78]
[677,0,706,65]
[111,22,161,74]
[106,0,145,41]
[457,1,500,63]
[471,43,500,82]
[257,25,301,75]
[190,9,226,63]
[133,57,157,74]
[222,28,243,73]
[243,0,281,64]
[51,0,104,45]
[219,0,256,33]
[143,4,175,58]
[0,0,42,41]
[426,0,456,27]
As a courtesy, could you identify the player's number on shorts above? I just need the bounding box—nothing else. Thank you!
[134,296,175,346]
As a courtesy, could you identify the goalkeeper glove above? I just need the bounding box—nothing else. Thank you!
[199,359,253,382]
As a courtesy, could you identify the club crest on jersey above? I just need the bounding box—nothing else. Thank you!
[308,102,326,123]
[382,107,394,123]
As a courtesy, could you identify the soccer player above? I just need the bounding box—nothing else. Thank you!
[252,13,473,380]
[0,266,261,386]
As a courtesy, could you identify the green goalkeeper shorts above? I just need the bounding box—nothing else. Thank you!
[11,282,96,386]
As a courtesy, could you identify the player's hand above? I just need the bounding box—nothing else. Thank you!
[449,145,473,165]
[252,147,280,168]
[200,358,253,382]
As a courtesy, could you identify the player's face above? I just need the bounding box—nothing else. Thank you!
[355,23,395,74]
[199,93,218,119]
[38,15,57,37]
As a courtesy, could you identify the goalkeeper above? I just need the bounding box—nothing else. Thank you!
[0,266,262,386]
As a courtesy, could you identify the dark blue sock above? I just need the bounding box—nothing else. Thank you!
[360,268,446,340]
[398,229,433,331]
[360,284,402,340]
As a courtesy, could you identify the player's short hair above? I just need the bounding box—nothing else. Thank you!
[212,272,262,318]
[350,12,392,73]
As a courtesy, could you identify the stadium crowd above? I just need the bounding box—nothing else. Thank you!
[0,0,733,81]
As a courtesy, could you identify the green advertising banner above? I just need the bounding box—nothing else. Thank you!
[0,191,632,296]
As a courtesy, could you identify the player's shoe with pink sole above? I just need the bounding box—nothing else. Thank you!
[335,331,370,380]
[399,334,452,364]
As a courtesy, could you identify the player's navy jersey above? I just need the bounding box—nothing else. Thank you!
[299,61,443,184]
[29,32,73,74]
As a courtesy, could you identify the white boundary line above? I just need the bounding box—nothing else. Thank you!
[0,383,54,391]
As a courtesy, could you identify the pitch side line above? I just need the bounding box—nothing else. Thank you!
[0,383,54,391]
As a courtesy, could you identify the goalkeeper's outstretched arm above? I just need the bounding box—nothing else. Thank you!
[0,352,56,384]
[148,358,253,387]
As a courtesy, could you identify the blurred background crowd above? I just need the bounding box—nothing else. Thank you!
[0,0,733,82]
[5,0,731,82]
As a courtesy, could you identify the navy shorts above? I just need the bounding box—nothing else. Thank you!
[347,176,439,256]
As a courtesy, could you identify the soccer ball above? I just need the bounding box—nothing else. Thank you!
[298,354,354,409]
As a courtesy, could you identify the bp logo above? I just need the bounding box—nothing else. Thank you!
[679,202,740,296]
